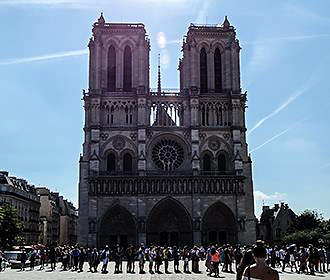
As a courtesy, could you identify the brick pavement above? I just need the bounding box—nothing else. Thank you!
[0,262,329,280]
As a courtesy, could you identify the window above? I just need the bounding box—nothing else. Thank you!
[203,154,211,172]
[107,153,116,172]
[107,46,116,91]
[200,48,208,93]
[123,153,133,173]
[123,46,132,91]
[110,106,114,124]
[214,48,222,92]
[218,154,226,172]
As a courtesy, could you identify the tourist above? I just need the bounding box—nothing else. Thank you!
[0,250,3,272]
[308,245,316,275]
[155,246,163,273]
[126,245,134,273]
[100,245,110,274]
[78,247,86,272]
[243,241,279,280]
[29,248,36,270]
[138,245,146,274]
[163,246,170,273]
[182,246,190,273]
[236,249,254,280]
[148,246,156,273]
[190,245,200,273]
[48,246,56,271]
[20,249,27,271]
[234,246,243,270]
[114,244,123,273]
[208,246,220,277]
[298,247,308,274]
[172,246,180,273]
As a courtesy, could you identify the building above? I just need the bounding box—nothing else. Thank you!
[59,196,78,245]
[78,14,256,247]
[36,187,60,245]
[0,171,40,245]
[257,202,297,244]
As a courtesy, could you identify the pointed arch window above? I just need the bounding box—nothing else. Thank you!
[107,46,116,91]
[218,154,226,172]
[214,48,222,92]
[123,46,132,91]
[200,47,208,93]
[107,153,116,172]
[123,153,133,173]
[203,154,211,172]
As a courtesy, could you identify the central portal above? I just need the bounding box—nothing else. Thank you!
[147,198,193,246]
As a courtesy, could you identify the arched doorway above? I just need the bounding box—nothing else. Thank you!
[202,201,237,245]
[147,198,193,246]
[98,205,137,248]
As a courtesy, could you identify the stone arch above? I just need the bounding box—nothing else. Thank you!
[197,41,210,53]
[215,149,233,172]
[147,197,193,246]
[101,135,138,158]
[202,201,237,245]
[200,150,214,173]
[211,42,225,54]
[120,148,136,174]
[98,204,137,248]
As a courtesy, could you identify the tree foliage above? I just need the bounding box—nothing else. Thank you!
[283,209,330,246]
[0,203,23,249]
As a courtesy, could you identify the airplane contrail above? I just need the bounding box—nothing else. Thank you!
[0,48,88,65]
[250,117,309,153]
[248,82,314,136]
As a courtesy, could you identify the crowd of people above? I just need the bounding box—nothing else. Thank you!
[0,242,329,279]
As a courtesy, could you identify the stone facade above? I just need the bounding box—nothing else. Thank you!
[59,196,78,245]
[36,187,61,245]
[0,171,40,245]
[78,15,256,248]
[257,203,297,244]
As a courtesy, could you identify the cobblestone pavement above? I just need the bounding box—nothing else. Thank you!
[0,262,329,280]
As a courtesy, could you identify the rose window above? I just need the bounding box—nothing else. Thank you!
[152,139,184,171]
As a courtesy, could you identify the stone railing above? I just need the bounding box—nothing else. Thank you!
[88,176,245,196]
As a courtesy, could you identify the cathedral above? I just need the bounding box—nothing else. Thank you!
[78,14,256,248]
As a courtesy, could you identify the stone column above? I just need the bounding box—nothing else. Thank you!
[224,47,232,90]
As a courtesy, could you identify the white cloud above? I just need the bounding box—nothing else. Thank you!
[0,48,88,65]
[248,82,314,136]
[254,190,288,202]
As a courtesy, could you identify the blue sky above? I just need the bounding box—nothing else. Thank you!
[0,0,329,218]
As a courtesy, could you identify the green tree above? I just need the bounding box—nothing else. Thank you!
[283,209,330,246]
[0,203,23,249]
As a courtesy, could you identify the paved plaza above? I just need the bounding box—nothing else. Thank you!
[1,263,329,280]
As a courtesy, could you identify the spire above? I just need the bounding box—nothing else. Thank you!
[223,16,230,29]
[98,12,105,25]
[157,53,162,94]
